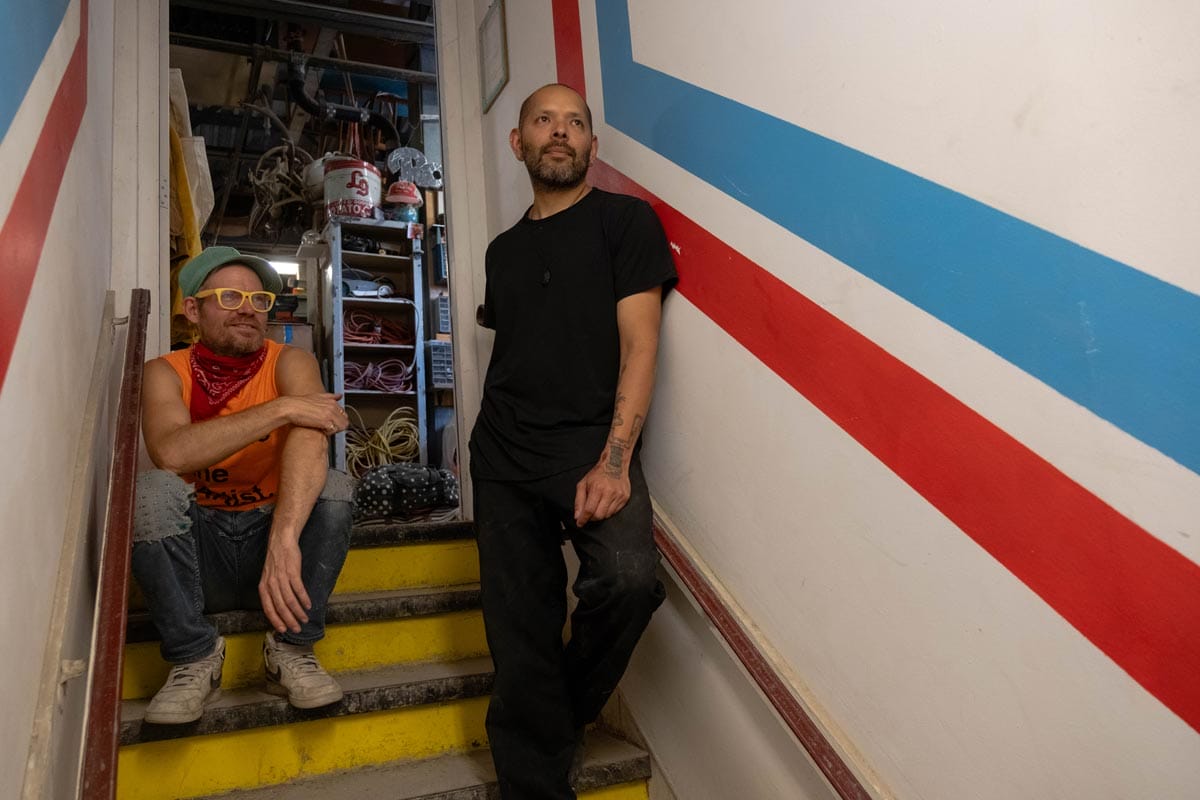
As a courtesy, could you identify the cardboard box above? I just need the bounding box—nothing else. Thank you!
[267,322,314,354]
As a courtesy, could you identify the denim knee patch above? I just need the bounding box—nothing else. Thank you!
[320,469,356,503]
[133,470,194,542]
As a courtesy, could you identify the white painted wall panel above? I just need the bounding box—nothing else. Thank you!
[622,578,837,800]
[628,0,1200,296]
[648,298,1200,799]
[593,117,1200,566]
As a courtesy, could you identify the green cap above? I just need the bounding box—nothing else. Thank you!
[178,246,282,297]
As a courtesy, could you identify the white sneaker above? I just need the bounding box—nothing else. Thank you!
[263,632,344,709]
[144,637,225,724]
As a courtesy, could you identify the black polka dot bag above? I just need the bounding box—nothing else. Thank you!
[353,463,460,522]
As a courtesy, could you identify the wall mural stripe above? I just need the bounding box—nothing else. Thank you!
[0,0,73,141]
[0,0,88,396]
[594,1,1200,478]
[550,0,1200,735]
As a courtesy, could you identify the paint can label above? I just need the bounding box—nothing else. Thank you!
[324,159,381,218]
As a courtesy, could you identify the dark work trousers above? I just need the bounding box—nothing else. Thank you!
[473,455,666,800]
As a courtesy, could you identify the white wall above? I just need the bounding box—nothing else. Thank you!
[0,0,165,795]
[470,0,556,236]
[452,1,1200,799]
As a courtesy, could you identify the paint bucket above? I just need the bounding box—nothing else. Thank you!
[324,158,381,218]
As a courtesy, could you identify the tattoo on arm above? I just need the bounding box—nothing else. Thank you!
[603,415,644,477]
[605,439,626,476]
[610,391,626,432]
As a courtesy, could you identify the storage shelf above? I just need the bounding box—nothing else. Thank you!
[342,250,413,271]
[343,297,417,309]
[331,216,413,233]
[345,343,416,353]
[324,216,429,471]
[344,389,417,397]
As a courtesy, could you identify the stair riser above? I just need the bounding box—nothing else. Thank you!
[128,540,480,611]
[335,541,480,594]
[117,697,489,800]
[579,782,650,800]
[122,611,488,700]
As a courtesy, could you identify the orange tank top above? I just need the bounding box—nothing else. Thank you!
[163,340,287,510]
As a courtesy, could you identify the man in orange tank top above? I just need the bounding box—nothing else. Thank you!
[131,246,353,724]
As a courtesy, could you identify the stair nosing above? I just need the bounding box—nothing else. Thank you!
[350,519,474,548]
[120,655,494,747]
[125,584,482,643]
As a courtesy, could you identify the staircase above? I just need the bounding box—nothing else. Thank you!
[116,520,652,799]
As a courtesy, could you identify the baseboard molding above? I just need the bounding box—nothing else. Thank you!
[649,501,891,800]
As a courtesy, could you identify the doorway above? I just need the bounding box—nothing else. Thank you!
[165,0,469,521]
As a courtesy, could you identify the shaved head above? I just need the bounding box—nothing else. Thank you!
[518,83,593,130]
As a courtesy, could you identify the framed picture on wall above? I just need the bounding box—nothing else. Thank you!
[479,0,508,113]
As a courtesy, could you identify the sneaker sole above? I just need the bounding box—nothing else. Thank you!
[143,688,222,725]
[265,678,344,709]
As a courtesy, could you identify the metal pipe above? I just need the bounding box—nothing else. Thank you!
[283,55,403,148]
[169,33,437,85]
[171,0,434,44]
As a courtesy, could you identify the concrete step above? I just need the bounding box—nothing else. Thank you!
[349,519,474,547]
[117,658,493,800]
[193,730,651,800]
[123,587,487,700]
[121,656,494,745]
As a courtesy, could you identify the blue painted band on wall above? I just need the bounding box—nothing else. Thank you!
[0,0,73,142]
[595,2,1200,476]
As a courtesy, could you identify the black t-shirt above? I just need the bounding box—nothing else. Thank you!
[470,188,677,481]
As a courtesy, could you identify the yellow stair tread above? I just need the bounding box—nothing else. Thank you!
[122,606,489,700]
[189,730,651,799]
[121,656,495,745]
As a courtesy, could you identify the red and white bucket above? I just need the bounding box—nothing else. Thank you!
[324,158,382,218]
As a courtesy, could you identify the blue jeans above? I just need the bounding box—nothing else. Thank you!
[131,470,353,663]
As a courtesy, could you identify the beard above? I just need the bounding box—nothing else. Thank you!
[522,140,590,190]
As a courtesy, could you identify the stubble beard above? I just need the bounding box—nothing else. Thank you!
[200,314,266,357]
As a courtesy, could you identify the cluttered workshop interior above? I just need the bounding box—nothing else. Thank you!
[168,0,460,522]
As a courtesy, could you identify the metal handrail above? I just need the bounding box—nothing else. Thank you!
[652,518,874,800]
[81,288,151,800]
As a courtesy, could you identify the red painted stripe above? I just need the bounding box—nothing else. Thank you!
[651,179,1200,734]
[551,0,587,95]
[558,11,1200,736]
[0,0,88,395]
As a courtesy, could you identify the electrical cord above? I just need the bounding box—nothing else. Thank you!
[344,405,420,478]
[344,358,414,393]
[343,309,414,345]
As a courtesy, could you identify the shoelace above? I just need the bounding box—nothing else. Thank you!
[165,660,213,687]
[275,648,323,679]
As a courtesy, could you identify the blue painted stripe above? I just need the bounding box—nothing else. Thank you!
[0,0,73,142]
[595,2,1200,475]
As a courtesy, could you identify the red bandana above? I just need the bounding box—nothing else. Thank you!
[189,342,268,421]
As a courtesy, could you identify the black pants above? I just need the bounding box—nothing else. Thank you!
[473,456,665,800]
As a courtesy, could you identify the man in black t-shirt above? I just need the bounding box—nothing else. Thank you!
[470,83,677,799]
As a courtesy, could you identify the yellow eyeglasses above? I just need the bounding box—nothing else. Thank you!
[194,288,277,312]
